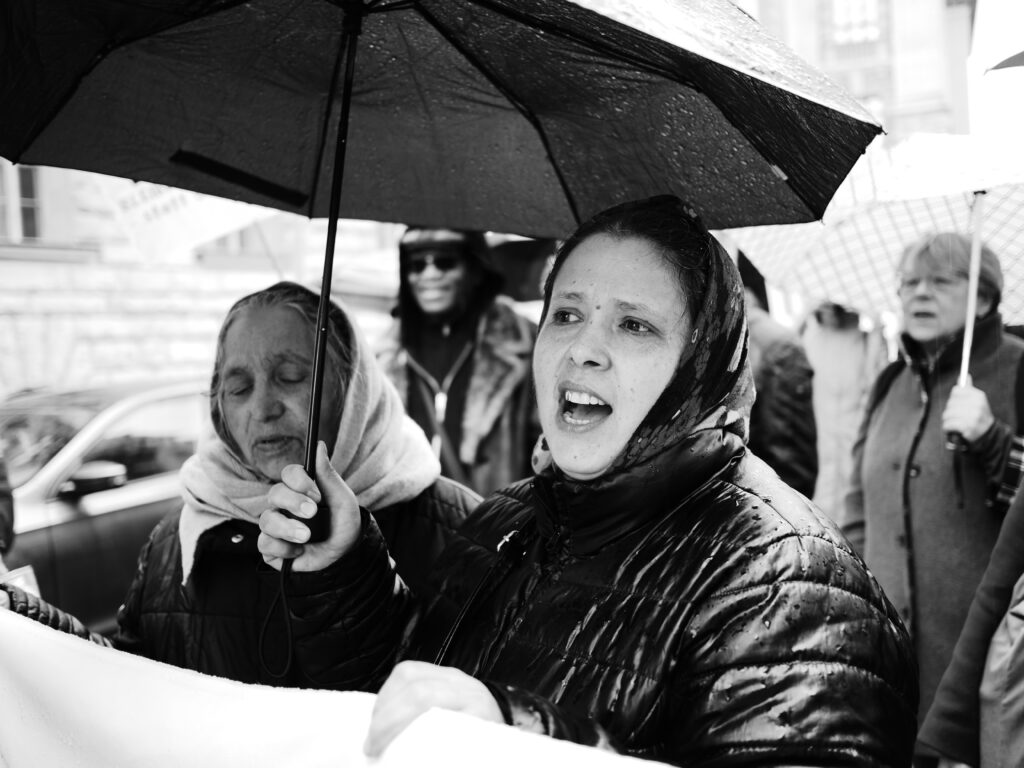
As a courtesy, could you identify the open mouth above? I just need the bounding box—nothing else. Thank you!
[561,389,612,427]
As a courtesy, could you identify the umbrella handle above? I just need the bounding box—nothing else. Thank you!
[957,191,987,388]
[947,191,987,452]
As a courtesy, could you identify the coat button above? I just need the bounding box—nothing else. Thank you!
[891,461,901,471]
[908,465,921,478]
[896,534,907,547]
[231,534,244,544]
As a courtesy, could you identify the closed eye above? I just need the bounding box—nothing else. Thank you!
[223,372,252,398]
[277,362,309,385]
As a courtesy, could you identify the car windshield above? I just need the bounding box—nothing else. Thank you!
[0,402,102,489]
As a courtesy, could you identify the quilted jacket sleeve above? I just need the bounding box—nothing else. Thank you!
[484,682,621,752]
[665,527,918,766]
[0,582,113,647]
[285,508,417,691]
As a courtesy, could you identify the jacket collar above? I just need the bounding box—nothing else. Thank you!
[900,311,1004,374]
[459,298,534,463]
[378,299,534,464]
[531,427,745,556]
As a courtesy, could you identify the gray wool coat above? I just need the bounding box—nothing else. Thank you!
[842,313,1024,725]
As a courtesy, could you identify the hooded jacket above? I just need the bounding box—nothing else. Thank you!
[281,218,918,765]
[842,313,1024,725]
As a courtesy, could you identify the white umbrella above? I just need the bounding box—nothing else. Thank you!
[722,133,1024,326]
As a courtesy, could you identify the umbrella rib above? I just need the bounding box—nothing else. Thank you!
[417,2,584,227]
[169,150,308,206]
[307,17,353,219]
[468,0,692,84]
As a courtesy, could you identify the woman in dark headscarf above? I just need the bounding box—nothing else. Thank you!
[259,198,918,765]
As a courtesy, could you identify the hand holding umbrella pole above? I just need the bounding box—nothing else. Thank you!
[298,1,366,543]
[946,190,987,452]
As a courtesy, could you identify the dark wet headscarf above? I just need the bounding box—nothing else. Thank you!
[537,195,753,476]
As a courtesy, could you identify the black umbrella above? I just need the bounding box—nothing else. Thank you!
[0,0,881,528]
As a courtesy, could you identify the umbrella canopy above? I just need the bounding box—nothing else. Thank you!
[2,0,883,513]
[1,0,880,236]
[722,133,1024,322]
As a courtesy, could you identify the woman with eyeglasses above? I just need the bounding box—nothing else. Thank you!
[259,196,917,765]
[840,232,1024,756]
[376,227,540,497]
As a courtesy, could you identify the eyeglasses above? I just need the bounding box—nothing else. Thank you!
[898,272,968,295]
[408,252,463,275]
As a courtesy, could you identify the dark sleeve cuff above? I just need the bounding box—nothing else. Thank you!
[968,420,1023,510]
[481,680,621,751]
[1,583,113,647]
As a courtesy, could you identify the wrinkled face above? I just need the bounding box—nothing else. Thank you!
[407,244,469,316]
[220,305,341,480]
[534,233,690,481]
[898,253,992,345]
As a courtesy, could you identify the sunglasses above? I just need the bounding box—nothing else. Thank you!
[408,252,463,274]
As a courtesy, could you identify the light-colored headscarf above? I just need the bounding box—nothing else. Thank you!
[178,282,439,583]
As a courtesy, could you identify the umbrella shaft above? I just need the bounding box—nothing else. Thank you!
[304,2,365,476]
[958,191,987,387]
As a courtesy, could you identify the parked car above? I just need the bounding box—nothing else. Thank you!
[0,379,210,635]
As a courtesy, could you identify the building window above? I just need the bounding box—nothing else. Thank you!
[18,166,39,240]
[0,161,40,243]
[832,0,881,44]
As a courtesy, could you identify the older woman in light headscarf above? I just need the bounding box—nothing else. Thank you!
[0,281,479,686]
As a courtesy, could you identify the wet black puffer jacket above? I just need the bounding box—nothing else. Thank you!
[287,431,919,766]
[0,477,476,686]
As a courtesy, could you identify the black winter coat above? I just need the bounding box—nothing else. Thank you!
[0,477,476,686]
[282,431,919,765]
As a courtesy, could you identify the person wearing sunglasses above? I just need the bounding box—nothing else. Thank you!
[840,231,1024,760]
[376,227,539,496]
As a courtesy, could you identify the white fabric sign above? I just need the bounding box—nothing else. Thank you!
[95,177,277,263]
[0,609,668,767]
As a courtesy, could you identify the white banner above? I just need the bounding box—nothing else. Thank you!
[95,177,278,263]
[0,609,668,767]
